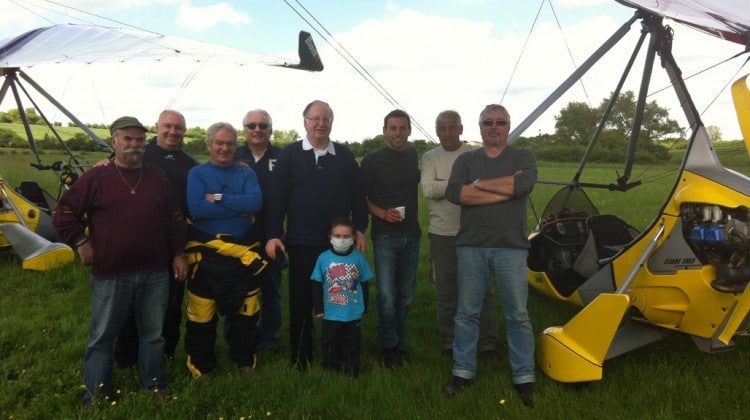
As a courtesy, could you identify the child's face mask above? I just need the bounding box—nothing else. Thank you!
[330,237,354,253]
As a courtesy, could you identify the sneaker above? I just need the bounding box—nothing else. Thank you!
[444,375,472,398]
[238,366,257,378]
[514,382,535,408]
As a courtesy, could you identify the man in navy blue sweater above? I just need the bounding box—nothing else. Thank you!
[265,100,368,370]
[234,109,284,351]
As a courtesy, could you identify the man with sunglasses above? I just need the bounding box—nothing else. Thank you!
[444,104,538,407]
[234,109,284,351]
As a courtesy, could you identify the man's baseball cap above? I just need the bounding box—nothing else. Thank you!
[110,116,147,134]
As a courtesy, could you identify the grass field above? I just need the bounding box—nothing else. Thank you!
[2,147,750,419]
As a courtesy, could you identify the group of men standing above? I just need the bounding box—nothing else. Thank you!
[51,100,538,408]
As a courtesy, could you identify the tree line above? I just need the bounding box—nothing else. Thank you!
[1,91,721,162]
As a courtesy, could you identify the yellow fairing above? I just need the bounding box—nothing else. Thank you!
[21,246,74,271]
[0,177,40,248]
[731,74,750,155]
[527,269,584,306]
[619,173,747,339]
[538,293,630,382]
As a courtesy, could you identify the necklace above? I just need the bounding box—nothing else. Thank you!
[115,164,143,195]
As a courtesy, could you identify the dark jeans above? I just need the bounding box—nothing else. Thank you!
[287,245,327,369]
[321,319,361,377]
[258,261,282,350]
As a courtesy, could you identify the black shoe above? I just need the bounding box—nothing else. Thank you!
[382,347,403,368]
[514,382,535,408]
[444,375,472,398]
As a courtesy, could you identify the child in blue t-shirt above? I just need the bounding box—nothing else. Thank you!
[312,216,374,378]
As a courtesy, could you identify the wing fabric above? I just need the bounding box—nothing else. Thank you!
[618,0,750,47]
[0,24,286,68]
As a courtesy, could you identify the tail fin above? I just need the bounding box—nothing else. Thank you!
[270,31,324,72]
[297,31,323,71]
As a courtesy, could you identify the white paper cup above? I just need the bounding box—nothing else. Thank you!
[395,206,405,219]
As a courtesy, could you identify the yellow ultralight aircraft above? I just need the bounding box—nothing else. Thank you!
[517,0,750,383]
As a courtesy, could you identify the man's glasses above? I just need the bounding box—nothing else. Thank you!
[245,123,269,130]
[305,117,333,125]
[481,119,509,127]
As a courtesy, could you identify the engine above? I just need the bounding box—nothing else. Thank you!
[681,203,750,292]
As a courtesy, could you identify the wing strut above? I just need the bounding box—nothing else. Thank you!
[0,67,111,174]
[509,12,641,143]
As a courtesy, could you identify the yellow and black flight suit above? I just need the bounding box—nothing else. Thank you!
[184,227,267,378]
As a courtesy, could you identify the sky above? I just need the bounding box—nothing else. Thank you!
[0,0,747,144]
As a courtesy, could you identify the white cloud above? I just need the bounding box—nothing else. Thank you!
[176,2,250,31]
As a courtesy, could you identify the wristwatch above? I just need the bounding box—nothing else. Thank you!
[472,179,480,188]
[213,193,223,202]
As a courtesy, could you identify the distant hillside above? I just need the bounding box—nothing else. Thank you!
[0,122,202,153]
[0,122,110,140]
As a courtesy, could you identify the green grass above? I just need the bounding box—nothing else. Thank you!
[0,122,111,142]
[2,149,750,418]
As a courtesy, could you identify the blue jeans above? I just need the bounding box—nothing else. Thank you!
[83,270,169,404]
[453,247,535,384]
[373,235,421,351]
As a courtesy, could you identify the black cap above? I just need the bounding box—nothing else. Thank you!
[110,116,146,134]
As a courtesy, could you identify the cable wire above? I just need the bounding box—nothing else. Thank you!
[285,0,435,141]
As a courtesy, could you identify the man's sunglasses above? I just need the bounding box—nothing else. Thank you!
[481,120,508,127]
[245,123,270,130]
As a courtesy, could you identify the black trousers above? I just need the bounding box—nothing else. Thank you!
[184,250,260,375]
[321,319,362,377]
[287,245,327,369]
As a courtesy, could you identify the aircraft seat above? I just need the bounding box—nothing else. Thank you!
[528,216,589,297]
[572,214,639,278]
[17,181,57,213]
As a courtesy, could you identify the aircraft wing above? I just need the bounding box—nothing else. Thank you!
[618,0,750,47]
[0,23,322,71]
